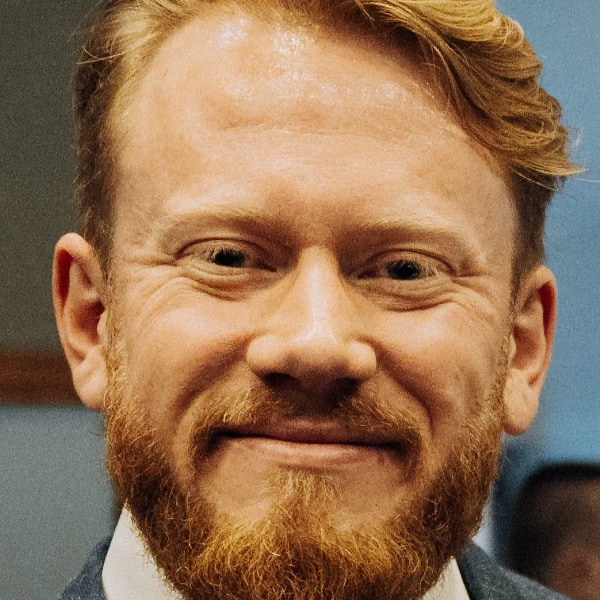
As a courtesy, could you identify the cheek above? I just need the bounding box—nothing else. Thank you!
[116,291,256,437]
[375,306,507,439]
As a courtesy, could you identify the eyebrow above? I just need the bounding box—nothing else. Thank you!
[150,205,483,268]
[346,217,484,271]
[150,206,286,253]
[351,217,473,245]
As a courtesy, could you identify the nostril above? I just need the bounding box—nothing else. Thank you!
[334,378,360,397]
[261,372,361,401]
[264,372,295,386]
[246,331,377,389]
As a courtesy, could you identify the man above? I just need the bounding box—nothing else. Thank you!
[509,463,600,600]
[52,0,579,598]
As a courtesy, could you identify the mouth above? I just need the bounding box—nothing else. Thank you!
[210,419,412,470]
[221,419,399,444]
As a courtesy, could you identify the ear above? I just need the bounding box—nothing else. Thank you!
[503,265,557,435]
[53,233,108,412]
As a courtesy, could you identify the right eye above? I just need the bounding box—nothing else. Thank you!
[205,246,250,268]
[176,238,283,295]
[180,239,268,272]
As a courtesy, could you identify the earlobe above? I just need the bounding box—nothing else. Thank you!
[53,233,108,412]
[503,266,557,435]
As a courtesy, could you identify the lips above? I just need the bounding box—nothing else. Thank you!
[189,400,423,476]
[217,418,401,447]
[200,417,419,475]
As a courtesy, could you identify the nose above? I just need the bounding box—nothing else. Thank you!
[246,249,377,391]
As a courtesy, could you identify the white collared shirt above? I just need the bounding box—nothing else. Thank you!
[103,510,470,600]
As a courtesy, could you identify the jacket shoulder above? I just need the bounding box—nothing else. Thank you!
[458,544,569,600]
[55,538,112,600]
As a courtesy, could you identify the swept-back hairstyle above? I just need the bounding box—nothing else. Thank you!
[74,0,580,278]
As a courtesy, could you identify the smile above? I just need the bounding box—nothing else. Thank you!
[212,420,406,470]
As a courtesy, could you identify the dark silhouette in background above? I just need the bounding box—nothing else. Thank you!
[509,463,600,600]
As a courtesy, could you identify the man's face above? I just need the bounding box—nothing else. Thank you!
[103,10,520,598]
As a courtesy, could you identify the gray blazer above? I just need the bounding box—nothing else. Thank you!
[56,540,568,600]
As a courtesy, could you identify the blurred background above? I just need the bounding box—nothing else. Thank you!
[1,1,599,598]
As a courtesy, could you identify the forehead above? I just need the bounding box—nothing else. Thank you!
[118,9,482,162]
[111,9,514,262]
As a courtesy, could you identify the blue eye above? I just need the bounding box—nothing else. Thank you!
[208,247,247,268]
[386,260,423,280]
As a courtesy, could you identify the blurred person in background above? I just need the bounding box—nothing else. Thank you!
[509,463,600,600]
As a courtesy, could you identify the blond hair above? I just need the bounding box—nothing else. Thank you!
[74,0,580,278]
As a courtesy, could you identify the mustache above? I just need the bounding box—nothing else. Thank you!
[188,384,423,471]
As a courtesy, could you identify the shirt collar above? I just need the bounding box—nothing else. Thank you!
[103,509,470,600]
[103,510,182,600]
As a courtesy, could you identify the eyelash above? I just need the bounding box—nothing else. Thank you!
[206,246,248,268]
[357,253,446,281]
[384,259,441,280]
[179,240,449,290]
[180,240,271,274]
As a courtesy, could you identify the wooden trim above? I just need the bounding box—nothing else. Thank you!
[0,349,79,405]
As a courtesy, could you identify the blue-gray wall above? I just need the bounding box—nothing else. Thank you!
[1,1,599,598]
[0,407,113,600]
[500,0,600,464]
[1,4,115,600]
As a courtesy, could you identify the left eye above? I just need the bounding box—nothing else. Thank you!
[386,260,425,280]
[356,253,445,284]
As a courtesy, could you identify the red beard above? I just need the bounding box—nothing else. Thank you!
[105,336,505,600]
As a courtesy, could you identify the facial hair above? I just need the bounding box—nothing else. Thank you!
[105,329,506,600]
